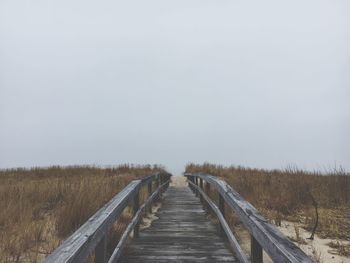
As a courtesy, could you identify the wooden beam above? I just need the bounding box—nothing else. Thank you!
[205,181,210,195]
[199,178,203,202]
[133,191,140,238]
[219,194,225,234]
[94,236,107,263]
[219,194,225,218]
[148,181,152,213]
[251,235,263,263]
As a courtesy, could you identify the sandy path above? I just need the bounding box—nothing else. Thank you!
[169,175,188,187]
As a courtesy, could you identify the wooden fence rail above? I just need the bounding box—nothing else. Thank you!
[185,173,314,263]
[44,172,171,263]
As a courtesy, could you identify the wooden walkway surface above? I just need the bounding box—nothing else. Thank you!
[121,186,237,263]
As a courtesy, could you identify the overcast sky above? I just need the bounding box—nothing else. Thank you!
[0,0,349,174]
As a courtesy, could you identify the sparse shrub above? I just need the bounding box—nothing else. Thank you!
[328,241,350,257]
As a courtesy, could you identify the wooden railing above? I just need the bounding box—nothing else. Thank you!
[44,172,171,263]
[185,173,314,263]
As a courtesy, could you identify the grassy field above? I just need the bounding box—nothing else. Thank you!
[2,163,349,262]
[0,165,164,263]
[185,163,350,259]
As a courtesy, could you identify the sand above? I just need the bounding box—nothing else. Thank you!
[140,202,162,230]
[233,221,350,263]
[277,221,350,262]
[169,175,188,187]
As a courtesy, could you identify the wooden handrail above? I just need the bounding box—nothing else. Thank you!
[185,173,314,263]
[44,172,171,263]
[187,179,249,263]
[108,179,170,263]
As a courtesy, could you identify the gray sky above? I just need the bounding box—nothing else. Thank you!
[1,0,349,175]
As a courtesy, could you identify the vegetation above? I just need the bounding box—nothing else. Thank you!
[185,163,350,240]
[0,165,164,263]
[2,162,349,262]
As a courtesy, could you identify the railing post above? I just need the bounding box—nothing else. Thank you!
[251,235,263,263]
[133,190,140,238]
[166,174,170,188]
[195,177,199,197]
[157,174,161,198]
[205,181,210,196]
[199,178,203,202]
[187,175,192,190]
[205,182,210,210]
[148,181,152,213]
[94,236,107,263]
[219,194,225,233]
[219,194,225,217]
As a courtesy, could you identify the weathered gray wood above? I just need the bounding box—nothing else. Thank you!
[188,180,249,263]
[199,178,204,203]
[140,174,154,185]
[205,181,210,195]
[203,182,210,211]
[45,173,171,263]
[251,235,263,263]
[219,194,225,218]
[219,193,225,234]
[157,174,161,197]
[120,187,237,263]
[133,191,140,238]
[95,236,107,263]
[147,181,152,213]
[108,180,170,263]
[186,173,314,263]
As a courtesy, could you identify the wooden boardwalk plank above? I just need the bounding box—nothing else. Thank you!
[121,187,236,263]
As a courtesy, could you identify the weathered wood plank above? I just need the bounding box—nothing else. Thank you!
[120,186,237,263]
[147,181,152,213]
[133,191,140,238]
[251,235,263,263]
[94,235,107,263]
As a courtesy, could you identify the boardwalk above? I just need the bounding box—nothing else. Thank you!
[45,173,313,263]
[121,186,236,262]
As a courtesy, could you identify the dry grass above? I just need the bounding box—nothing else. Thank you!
[0,164,165,263]
[185,163,350,241]
[327,241,350,257]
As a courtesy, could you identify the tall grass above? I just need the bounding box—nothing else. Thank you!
[0,165,164,263]
[185,163,350,239]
